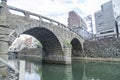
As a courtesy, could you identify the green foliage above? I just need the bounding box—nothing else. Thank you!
[63,41,71,48]
[37,42,42,47]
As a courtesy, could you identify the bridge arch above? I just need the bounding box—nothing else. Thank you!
[70,38,82,57]
[22,27,63,57]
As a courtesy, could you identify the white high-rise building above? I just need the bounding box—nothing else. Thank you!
[95,1,118,38]
[112,0,120,18]
[112,0,120,37]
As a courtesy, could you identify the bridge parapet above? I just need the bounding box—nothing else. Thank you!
[8,6,66,26]
[7,6,83,39]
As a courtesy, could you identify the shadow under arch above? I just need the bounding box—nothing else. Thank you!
[70,38,82,57]
[22,27,63,60]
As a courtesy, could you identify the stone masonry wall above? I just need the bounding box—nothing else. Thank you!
[84,37,120,58]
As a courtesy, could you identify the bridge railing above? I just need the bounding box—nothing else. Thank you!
[8,6,83,39]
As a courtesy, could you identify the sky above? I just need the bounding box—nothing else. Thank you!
[7,0,110,32]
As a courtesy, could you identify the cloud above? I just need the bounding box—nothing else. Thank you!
[72,0,110,15]
[8,0,77,25]
[7,0,110,26]
[8,0,75,15]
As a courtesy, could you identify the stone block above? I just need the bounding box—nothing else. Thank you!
[0,27,12,35]
[0,41,8,54]
[0,35,9,41]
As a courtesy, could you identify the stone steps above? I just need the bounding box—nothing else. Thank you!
[6,67,19,80]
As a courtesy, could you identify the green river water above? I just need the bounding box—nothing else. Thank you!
[23,60,120,80]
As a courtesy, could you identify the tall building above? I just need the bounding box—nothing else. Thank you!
[68,11,87,30]
[112,0,120,18]
[95,1,117,38]
[112,0,120,37]
[68,11,93,40]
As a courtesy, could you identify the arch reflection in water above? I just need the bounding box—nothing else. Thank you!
[9,59,120,80]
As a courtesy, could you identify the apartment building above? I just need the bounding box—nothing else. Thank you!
[68,11,93,40]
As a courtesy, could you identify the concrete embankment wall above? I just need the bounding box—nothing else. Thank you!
[84,38,120,58]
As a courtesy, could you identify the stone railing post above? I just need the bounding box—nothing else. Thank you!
[0,0,9,20]
[0,1,10,55]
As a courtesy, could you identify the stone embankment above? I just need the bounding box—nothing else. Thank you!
[84,37,120,58]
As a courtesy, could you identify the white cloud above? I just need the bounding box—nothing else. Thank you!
[8,0,74,15]
[72,0,110,15]
[49,14,68,25]
[7,0,110,26]
[8,0,75,25]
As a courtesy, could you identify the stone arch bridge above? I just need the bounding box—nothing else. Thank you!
[0,1,84,64]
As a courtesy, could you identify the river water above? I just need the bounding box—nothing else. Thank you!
[1,54,120,80]
[14,58,120,80]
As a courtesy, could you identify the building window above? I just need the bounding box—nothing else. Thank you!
[98,15,103,19]
[101,6,103,10]
[113,4,115,7]
[100,30,114,34]
[98,22,104,26]
[114,12,116,16]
